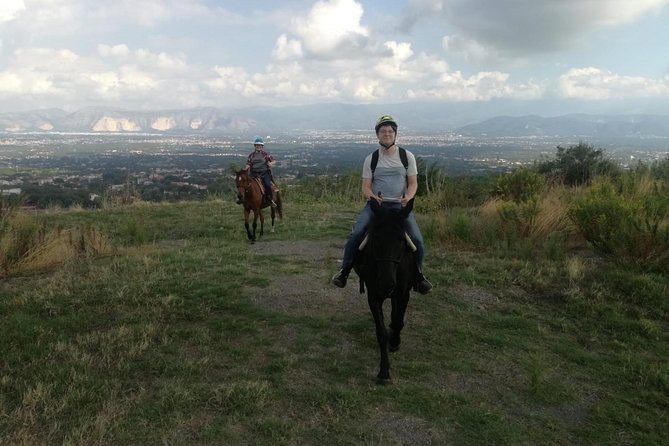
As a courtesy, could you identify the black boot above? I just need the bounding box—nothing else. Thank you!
[331,268,350,288]
[416,272,433,295]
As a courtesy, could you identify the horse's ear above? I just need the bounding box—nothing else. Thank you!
[401,198,415,217]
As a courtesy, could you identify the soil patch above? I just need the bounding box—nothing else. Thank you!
[247,239,366,317]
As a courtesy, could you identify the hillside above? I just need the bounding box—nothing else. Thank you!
[1,199,668,444]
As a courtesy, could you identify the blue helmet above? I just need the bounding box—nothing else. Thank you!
[254,137,264,146]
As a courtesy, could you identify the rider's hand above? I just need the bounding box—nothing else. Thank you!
[370,192,383,205]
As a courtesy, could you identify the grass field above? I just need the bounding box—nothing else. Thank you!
[1,199,668,445]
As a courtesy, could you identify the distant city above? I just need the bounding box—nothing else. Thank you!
[1,131,668,207]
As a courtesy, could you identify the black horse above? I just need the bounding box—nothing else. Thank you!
[353,199,417,383]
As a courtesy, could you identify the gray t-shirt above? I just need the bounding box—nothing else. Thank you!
[362,147,417,201]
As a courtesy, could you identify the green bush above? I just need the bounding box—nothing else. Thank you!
[494,167,544,203]
[497,199,541,239]
[536,141,621,186]
[569,176,669,272]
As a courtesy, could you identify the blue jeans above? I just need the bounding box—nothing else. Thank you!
[255,171,273,202]
[340,201,425,272]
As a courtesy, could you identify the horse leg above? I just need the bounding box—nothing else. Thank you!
[270,206,275,233]
[258,209,264,238]
[251,210,258,242]
[389,291,410,352]
[244,208,254,241]
[368,294,391,382]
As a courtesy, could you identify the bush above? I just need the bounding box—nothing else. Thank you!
[494,167,544,203]
[536,141,621,186]
[569,175,669,272]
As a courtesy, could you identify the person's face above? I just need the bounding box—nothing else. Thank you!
[377,125,396,145]
[254,144,263,151]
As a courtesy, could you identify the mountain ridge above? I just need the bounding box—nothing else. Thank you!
[1,104,668,137]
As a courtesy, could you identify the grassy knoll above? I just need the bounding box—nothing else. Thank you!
[1,199,668,445]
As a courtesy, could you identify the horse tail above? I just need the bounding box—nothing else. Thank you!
[275,192,283,219]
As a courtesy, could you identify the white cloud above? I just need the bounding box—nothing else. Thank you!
[272,34,303,61]
[406,70,544,102]
[97,44,130,58]
[292,0,369,58]
[559,67,669,99]
[0,0,25,22]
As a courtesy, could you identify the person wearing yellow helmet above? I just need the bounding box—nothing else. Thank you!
[331,114,433,294]
[244,137,277,207]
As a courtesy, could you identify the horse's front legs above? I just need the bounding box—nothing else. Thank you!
[389,292,409,352]
[244,209,256,242]
[368,294,391,382]
[258,209,265,238]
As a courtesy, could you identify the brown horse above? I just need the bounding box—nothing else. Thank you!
[234,170,282,242]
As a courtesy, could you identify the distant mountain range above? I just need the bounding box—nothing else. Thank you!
[1,104,668,138]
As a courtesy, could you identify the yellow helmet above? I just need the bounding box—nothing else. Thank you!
[375,114,398,133]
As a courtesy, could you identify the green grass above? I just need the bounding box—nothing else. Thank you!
[1,199,668,445]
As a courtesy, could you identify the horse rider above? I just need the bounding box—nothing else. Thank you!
[244,137,277,208]
[331,114,433,294]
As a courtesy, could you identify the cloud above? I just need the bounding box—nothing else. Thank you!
[0,0,25,22]
[291,0,370,58]
[405,0,669,59]
[272,34,303,61]
[407,70,544,102]
[559,67,669,99]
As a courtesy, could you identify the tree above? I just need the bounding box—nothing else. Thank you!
[536,141,620,186]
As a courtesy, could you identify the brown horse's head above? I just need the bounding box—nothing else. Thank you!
[235,169,250,203]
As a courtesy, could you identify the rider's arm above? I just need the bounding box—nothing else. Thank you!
[400,175,418,207]
[362,178,382,204]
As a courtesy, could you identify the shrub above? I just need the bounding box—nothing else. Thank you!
[569,175,669,272]
[494,167,544,203]
[536,141,621,186]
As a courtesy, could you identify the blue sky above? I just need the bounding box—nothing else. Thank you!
[0,0,668,113]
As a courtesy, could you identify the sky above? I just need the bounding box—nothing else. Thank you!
[0,0,668,113]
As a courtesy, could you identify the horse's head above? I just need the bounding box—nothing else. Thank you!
[366,199,414,297]
[234,169,250,203]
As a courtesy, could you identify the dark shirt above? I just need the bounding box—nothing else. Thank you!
[246,150,273,176]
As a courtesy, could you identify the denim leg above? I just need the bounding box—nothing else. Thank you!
[261,173,273,200]
[405,212,425,269]
[341,204,373,271]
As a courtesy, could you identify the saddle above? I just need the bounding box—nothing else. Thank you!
[358,232,417,252]
[252,177,280,203]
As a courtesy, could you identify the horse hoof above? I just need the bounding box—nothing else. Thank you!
[376,376,392,385]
